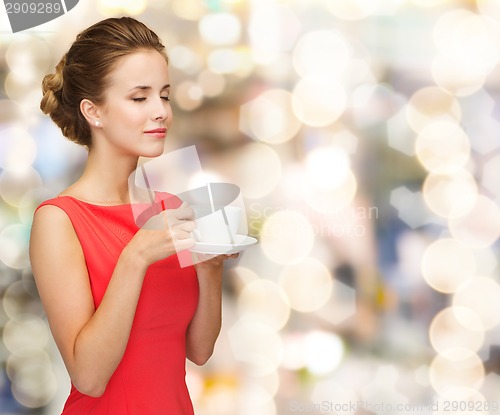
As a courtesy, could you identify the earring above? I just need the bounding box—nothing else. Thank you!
[94,120,101,127]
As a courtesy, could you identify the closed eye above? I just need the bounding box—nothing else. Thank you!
[132,97,170,102]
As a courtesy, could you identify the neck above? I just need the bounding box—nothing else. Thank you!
[78,148,139,205]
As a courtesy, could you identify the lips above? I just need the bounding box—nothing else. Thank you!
[144,128,167,138]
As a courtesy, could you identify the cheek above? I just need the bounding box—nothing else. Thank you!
[117,105,148,126]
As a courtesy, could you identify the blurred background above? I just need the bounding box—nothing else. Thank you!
[1,0,500,413]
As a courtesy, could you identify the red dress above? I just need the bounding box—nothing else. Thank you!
[35,195,199,415]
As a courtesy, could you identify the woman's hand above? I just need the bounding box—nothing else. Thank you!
[126,202,196,268]
[193,252,239,271]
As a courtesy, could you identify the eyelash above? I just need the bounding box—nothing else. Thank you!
[132,97,170,102]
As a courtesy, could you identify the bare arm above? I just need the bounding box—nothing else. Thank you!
[185,253,238,365]
[29,204,194,397]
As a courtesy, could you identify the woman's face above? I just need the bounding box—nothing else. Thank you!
[96,50,173,158]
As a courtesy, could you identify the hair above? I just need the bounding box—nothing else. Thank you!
[40,17,168,148]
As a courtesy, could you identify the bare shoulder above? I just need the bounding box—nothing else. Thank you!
[30,203,78,254]
[30,200,89,276]
[30,203,88,288]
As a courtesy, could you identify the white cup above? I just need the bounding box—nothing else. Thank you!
[192,205,241,244]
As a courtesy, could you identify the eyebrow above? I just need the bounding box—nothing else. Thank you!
[129,84,171,92]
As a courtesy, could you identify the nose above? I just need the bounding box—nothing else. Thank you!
[152,97,168,121]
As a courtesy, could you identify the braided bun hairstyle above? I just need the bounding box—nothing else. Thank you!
[40,17,169,148]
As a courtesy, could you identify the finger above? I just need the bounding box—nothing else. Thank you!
[161,210,180,228]
[174,237,195,250]
[162,210,193,229]
[193,252,217,262]
[170,226,194,242]
[175,229,194,240]
[168,221,195,238]
[174,205,194,221]
[177,220,196,232]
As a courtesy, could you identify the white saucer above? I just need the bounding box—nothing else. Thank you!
[190,235,258,255]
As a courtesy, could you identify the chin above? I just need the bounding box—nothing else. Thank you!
[139,145,165,158]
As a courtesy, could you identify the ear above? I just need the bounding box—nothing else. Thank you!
[80,99,101,126]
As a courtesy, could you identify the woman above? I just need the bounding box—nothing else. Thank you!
[29,16,236,414]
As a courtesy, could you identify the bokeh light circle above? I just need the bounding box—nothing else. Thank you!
[0,223,31,269]
[207,48,253,76]
[293,30,351,79]
[279,257,333,312]
[248,371,280,400]
[0,166,43,207]
[434,9,500,73]
[422,170,478,219]
[240,89,302,144]
[199,12,241,46]
[4,72,39,106]
[169,45,203,75]
[0,99,23,124]
[477,0,500,22]
[432,53,487,96]
[247,3,302,65]
[421,238,475,294]
[281,332,306,371]
[228,319,283,376]
[174,81,203,111]
[415,120,470,174]
[6,351,57,408]
[434,10,475,52]
[240,385,276,415]
[292,78,346,127]
[429,349,484,396]
[448,195,500,249]
[453,277,500,330]
[232,143,282,199]
[202,382,239,415]
[429,307,484,356]
[305,146,351,191]
[3,316,49,356]
[5,37,51,85]
[324,0,379,21]
[3,280,44,321]
[302,170,357,213]
[17,187,56,225]
[0,126,37,172]
[260,210,314,265]
[197,69,226,98]
[406,87,461,133]
[303,330,344,375]
[227,266,260,287]
[171,0,207,20]
[452,15,500,72]
[237,279,291,331]
[432,8,500,86]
